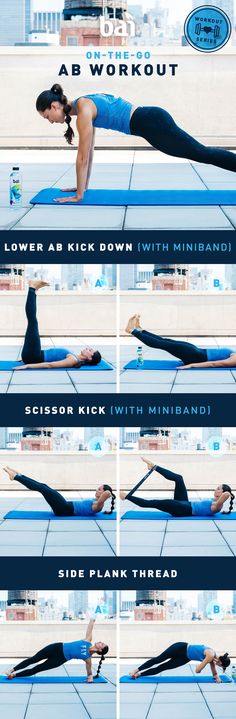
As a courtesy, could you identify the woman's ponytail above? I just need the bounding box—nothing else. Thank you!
[36,84,74,145]
[94,645,109,679]
[103,484,116,514]
[222,484,235,514]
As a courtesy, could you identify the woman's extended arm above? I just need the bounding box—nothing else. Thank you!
[55,102,94,204]
[179,354,236,370]
[211,491,230,513]
[14,355,79,370]
[86,128,95,189]
[85,618,95,642]
[85,658,93,683]
[209,661,221,683]
[93,490,111,513]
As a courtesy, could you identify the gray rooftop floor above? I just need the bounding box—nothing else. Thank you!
[0,341,116,394]
[0,661,116,719]
[120,661,236,719]
[120,338,236,394]
[1,150,236,230]
[0,496,116,557]
[120,492,236,557]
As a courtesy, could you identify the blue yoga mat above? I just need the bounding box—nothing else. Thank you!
[4,510,116,520]
[121,510,236,520]
[0,360,113,371]
[0,675,106,684]
[120,675,231,683]
[30,188,236,206]
[124,360,236,370]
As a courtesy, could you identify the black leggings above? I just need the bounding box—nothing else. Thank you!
[137,642,189,677]
[15,473,74,517]
[126,464,192,517]
[130,106,236,172]
[132,329,207,365]
[21,288,44,364]
[12,642,66,678]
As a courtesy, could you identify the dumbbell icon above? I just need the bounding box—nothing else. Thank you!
[195,23,221,37]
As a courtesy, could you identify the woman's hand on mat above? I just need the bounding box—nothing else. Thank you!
[178,364,193,370]
[141,457,155,470]
[195,665,201,674]
[13,364,28,370]
[87,675,93,683]
[3,466,18,481]
[214,675,221,683]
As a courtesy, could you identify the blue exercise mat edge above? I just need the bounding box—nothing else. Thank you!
[124,359,236,370]
[0,675,106,684]
[30,188,236,206]
[4,510,116,520]
[0,360,113,371]
[120,674,231,683]
[121,510,236,521]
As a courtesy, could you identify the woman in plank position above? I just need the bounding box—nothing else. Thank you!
[14,280,101,370]
[129,643,230,683]
[36,84,236,204]
[6,619,108,681]
[125,315,236,369]
[3,466,115,517]
[120,457,234,517]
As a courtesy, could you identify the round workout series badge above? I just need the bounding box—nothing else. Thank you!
[184,5,231,52]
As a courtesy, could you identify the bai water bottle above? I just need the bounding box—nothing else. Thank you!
[10,166,22,208]
[136,345,144,368]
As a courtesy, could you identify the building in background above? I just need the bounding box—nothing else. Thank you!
[6,591,38,621]
[69,591,88,617]
[20,428,53,451]
[0,1,32,45]
[60,0,129,46]
[61,264,84,290]
[134,591,166,620]
[33,9,62,34]
[198,591,218,619]
[102,264,117,289]
[104,591,117,616]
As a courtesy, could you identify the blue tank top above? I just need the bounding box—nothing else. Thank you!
[44,347,78,363]
[74,94,132,135]
[73,498,95,516]
[187,645,209,662]
[191,499,215,516]
[207,348,233,361]
[63,640,92,662]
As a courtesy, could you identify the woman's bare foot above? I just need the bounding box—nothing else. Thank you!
[3,466,18,481]
[129,670,141,679]
[135,314,142,329]
[6,672,16,679]
[28,280,50,291]
[120,491,127,501]
[141,457,155,470]
[125,315,139,334]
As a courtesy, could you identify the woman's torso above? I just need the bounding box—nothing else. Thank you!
[206,348,234,361]
[191,499,215,516]
[63,639,92,662]
[74,94,136,135]
[43,347,78,363]
[187,644,211,662]
[72,498,95,516]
